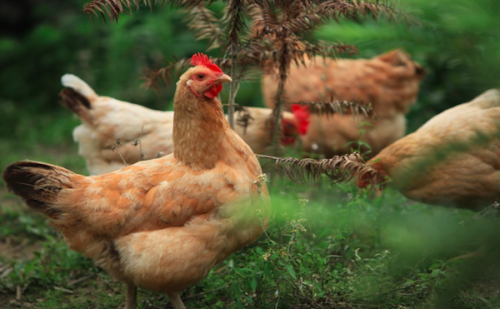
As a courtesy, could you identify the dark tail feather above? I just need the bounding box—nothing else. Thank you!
[3,161,75,218]
[59,88,94,124]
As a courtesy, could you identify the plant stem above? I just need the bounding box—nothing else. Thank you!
[269,42,289,184]
[271,77,285,152]
[227,48,237,130]
[271,35,290,156]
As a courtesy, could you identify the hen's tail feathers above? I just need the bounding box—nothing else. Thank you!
[3,161,75,218]
[60,74,98,123]
[61,74,98,101]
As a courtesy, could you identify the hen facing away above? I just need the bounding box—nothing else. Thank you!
[262,49,426,158]
[4,53,271,309]
[60,74,174,175]
[359,89,500,211]
[61,74,299,175]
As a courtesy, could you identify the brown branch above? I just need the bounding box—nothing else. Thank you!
[290,100,376,119]
[83,0,210,23]
[223,0,246,130]
[83,0,163,23]
[257,152,385,186]
[185,4,224,51]
[141,57,192,91]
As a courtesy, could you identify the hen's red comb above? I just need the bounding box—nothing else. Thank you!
[191,53,222,74]
[291,104,311,135]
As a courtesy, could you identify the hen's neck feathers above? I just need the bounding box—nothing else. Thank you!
[173,84,229,170]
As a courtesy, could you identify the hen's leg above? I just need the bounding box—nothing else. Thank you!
[125,282,137,309]
[167,293,186,309]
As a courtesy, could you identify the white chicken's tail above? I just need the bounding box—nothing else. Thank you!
[61,74,98,101]
[60,74,99,124]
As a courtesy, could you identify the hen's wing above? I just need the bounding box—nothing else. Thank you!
[322,50,425,116]
[301,113,406,158]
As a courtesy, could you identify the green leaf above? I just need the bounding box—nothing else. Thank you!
[285,264,297,280]
[251,277,257,291]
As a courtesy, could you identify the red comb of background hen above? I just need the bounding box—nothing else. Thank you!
[191,53,222,74]
[291,104,310,135]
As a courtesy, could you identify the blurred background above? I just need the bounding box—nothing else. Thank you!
[1,0,499,150]
[1,0,500,308]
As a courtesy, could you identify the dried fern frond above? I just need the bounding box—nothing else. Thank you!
[281,1,345,34]
[83,0,214,23]
[142,54,262,90]
[223,0,247,51]
[168,0,208,6]
[318,0,401,23]
[83,0,168,23]
[257,152,385,186]
[141,57,192,91]
[246,1,278,35]
[301,40,359,59]
[250,0,406,38]
[184,4,224,51]
[291,99,376,119]
[345,0,399,21]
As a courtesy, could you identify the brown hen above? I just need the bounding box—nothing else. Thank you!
[4,54,270,309]
[359,89,500,211]
[262,49,426,158]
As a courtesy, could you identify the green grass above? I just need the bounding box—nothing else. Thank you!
[1,121,500,309]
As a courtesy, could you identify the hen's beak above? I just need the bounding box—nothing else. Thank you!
[215,74,232,84]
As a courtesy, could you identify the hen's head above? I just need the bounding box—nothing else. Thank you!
[178,53,232,100]
[281,114,299,146]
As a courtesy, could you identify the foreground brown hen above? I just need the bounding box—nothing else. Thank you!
[4,54,270,309]
[61,74,299,175]
[358,89,500,211]
[262,49,425,158]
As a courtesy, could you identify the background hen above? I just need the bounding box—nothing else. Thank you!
[360,89,500,211]
[262,50,426,158]
[60,74,175,175]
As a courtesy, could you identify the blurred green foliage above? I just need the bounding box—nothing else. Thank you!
[0,0,208,147]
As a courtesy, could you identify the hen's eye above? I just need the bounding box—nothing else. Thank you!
[196,73,205,80]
